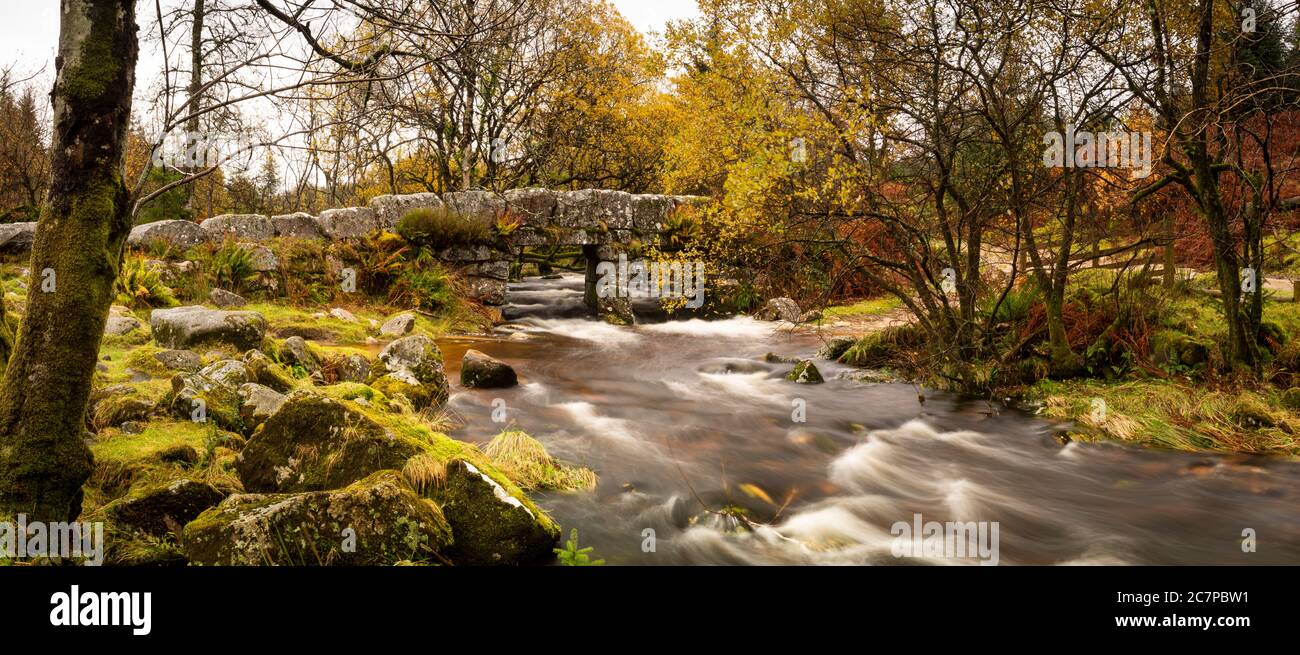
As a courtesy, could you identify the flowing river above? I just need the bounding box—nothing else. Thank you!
[439,273,1300,565]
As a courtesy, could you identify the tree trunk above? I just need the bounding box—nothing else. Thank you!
[0,0,138,523]
[183,0,205,215]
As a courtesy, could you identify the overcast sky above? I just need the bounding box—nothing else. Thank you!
[0,1,700,83]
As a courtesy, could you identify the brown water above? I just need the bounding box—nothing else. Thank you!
[441,274,1300,565]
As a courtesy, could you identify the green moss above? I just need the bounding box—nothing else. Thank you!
[482,430,597,492]
[62,2,124,102]
[91,420,211,464]
[824,296,903,318]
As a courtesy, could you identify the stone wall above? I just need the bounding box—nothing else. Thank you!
[101,188,704,306]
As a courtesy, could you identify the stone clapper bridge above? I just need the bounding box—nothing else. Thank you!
[18,188,705,313]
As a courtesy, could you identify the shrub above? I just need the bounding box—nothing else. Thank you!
[391,266,456,313]
[117,257,178,309]
[395,207,492,249]
[209,243,258,293]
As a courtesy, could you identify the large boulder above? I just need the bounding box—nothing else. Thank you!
[270,212,323,239]
[151,306,267,351]
[182,470,453,566]
[232,392,559,564]
[440,460,559,566]
[237,242,279,272]
[237,392,421,492]
[201,214,274,241]
[755,297,801,322]
[128,220,210,250]
[460,350,517,388]
[369,192,445,229]
[368,335,449,410]
[0,222,36,254]
[316,207,378,239]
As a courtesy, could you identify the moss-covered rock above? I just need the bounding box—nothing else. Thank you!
[236,392,420,493]
[183,470,453,565]
[90,394,155,432]
[235,391,560,564]
[439,460,560,565]
[367,335,449,410]
[150,306,267,351]
[103,478,225,538]
[786,360,824,384]
[166,372,244,433]
[241,349,296,392]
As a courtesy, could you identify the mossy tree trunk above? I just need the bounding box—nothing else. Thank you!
[0,0,138,522]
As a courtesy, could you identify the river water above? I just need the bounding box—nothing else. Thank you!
[440,273,1300,565]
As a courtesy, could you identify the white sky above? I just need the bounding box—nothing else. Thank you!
[0,1,699,83]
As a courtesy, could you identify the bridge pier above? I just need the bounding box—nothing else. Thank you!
[582,244,601,313]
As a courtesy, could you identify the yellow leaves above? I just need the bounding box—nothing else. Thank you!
[737,483,775,506]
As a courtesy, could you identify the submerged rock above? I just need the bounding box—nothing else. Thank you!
[151,306,267,351]
[460,349,517,388]
[183,470,452,566]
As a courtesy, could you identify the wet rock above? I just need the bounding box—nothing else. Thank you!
[368,335,449,410]
[154,349,202,372]
[182,470,452,566]
[786,360,824,384]
[756,297,801,322]
[460,349,518,388]
[798,310,824,323]
[127,220,211,250]
[380,313,416,337]
[151,306,267,351]
[201,214,274,241]
[597,294,635,326]
[208,288,246,308]
[316,207,378,239]
[270,212,323,239]
[105,478,225,538]
[464,277,508,306]
[763,353,799,364]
